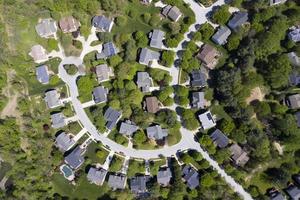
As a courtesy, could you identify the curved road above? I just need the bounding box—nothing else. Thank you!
[54,1,253,199]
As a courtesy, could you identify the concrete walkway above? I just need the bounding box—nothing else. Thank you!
[73,128,87,142]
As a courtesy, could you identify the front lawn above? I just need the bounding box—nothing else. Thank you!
[86,143,109,165]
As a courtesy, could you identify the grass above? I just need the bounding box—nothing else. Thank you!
[149,159,166,176]
[127,159,145,177]
[86,143,109,165]
[210,104,232,121]
[109,155,124,172]
[167,128,182,146]
[64,121,83,135]
[133,140,158,150]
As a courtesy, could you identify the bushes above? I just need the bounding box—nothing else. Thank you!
[199,22,214,41]
[115,16,127,26]
[211,5,231,25]
[161,50,175,67]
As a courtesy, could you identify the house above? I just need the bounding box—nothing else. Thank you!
[269,191,285,200]
[87,167,107,186]
[295,112,300,128]
[29,45,48,63]
[130,176,149,194]
[289,72,300,86]
[59,16,80,33]
[288,52,300,67]
[104,107,121,130]
[92,15,114,32]
[212,26,231,45]
[137,72,152,92]
[119,120,138,136]
[139,48,160,66]
[210,129,229,148]
[293,174,300,185]
[288,27,300,42]
[51,112,66,129]
[108,174,127,190]
[162,5,182,22]
[286,94,300,109]
[145,96,160,113]
[157,168,172,186]
[95,64,113,83]
[146,125,168,140]
[96,42,118,59]
[228,12,248,31]
[140,0,152,5]
[285,185,300,200]
[191,92,206,109]
[93,86,108,104]
[44,90,62,109]
[198,111,216,130]
[270,0,287,6]
[229,144,249,167]
[197,44,219,69]
[55,132,75,152]
[35,18,57,38]
[64,146,85,170]
[182,165,199,189]
[149,29,165,49]
[190,70,207,88]
[36,65,50,84]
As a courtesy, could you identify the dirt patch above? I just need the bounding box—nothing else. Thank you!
[246,87,265,105]
[273,141,284,155]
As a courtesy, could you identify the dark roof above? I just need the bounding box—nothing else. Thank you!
[285,185,300,200]
[287,94,300,109]
[295,112,300,128]
[210,129,229,148]
[269,191,285,200]
[130,176,149,193]
[36,65,49,84]
[182,165,199,189]
[288,28,300,42]
[212,26,231,45]
[64,146,85,170]
[87,167,107,185]
[191,70,207,87]
[108,174,127,189]
[294,174,300,185]
[228,12,248,30]
[92,15,113,32]
[157,168,172,186]
[97,42,118,59]
[104,107,121,130]
[93,86,108,104]
[289,72,300,86]
[55,132,75,152]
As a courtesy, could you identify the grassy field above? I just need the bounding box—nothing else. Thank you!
[86,143,109,165]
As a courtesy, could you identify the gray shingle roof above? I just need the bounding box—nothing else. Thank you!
[137,72,152,92]
[56,132,75,152]
[191,70,207,87]
[295,112,300,128]
[146,125,168,140]
[288,52,300,67]
[162,5,182,22]
[212,26,231,45]
[150,29,165,49]
[51,112,66,129]
[198,111,216,130]
[270,192,285,200]
[139,48,160,66]
[96,64,113,82]
[96,42,118,59]
[157,168,172,186]
[119,120,138,136]
[270,0,286,5]
[104,107,121,130]
[286,185,300,200]
[191,92,205,109]
[35,19,57,38]
[29,45,48,63]
[182,165,199,189]
[130,176,148,193]
[92,16,114,32]
[289,72,300,86]
[288,28,300,42]
[36,65,49,84]
[229,144,249,167]
[108,174,127,189]
[210,129,229,148]
[87,167,107,186]
[228,12,248,30]
[287,94,300,109]
[64,146,85,170]
[45,90,61,109]
[93,86,108,104]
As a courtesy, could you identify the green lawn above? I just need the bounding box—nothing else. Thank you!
[167,128,182,146]
[86,143,110,165]
[149,159,166,175]
[109,155,124,172]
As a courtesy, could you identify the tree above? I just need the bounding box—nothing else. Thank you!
[199,22,214,41]
[192,32,202,41]
[115,16,127,26]
[219,119,235,135]
[168,22,181,34]
[161,50,175,67]
[212,5,231,25]
[201,174,215,187]
[142,13,151,24]
[108,55,122,67]
[149,14,160,26]
[181,109,200,130]
[253,101,271,118]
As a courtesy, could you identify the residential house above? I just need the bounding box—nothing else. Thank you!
[191,92,206,109]
[295,112,300,128]
[286,94,300,109]
[51,112,66,129]
[104,107,122,130]
[289,72,300,86]
[87,167,107,186]
[157,168,172,186]
[95,64,113,83]
[149,29,165,49]
[59,16,80,33]
[137,72,153,93]
[198,111,216,130]
[119,120,139,137]
[108,174,127,190]
[270,0,287,6]
[139,48,160,66]
[210,129,229,148]
[140,0,152,5]
[190,70,207,88]
[45,90,62,109]
[229,144,249,167]
[269,191,285,200]
[29,45,48,63]
[92,15,114,32]
[288,52,300,67]
[96,42,118,59]
[55,132,75,152]
[35,18,57,38]
[293,174,300,185]
[182,165,199,189]
[64,146,85,170]
[146,125,168,140]
[145,96,160,113]
[288,27,300,43]
[212,26,231,45]
[93,86,108,104]
[130,176,149,194]
[228,12,248,31]
[162,5,182,22]
[36,65,50,84]
[197,44,220,69]
[285,185,300,200]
